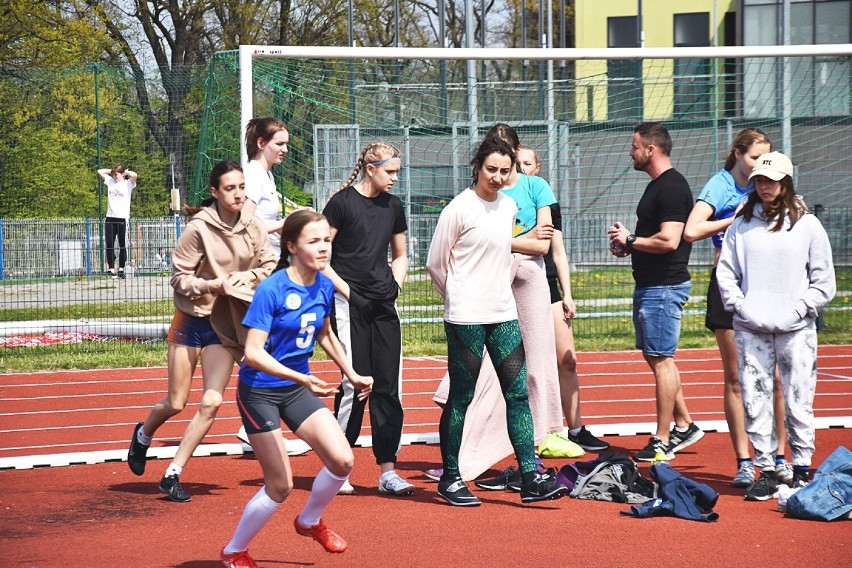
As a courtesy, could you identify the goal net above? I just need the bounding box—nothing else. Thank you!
[194,45,852,340]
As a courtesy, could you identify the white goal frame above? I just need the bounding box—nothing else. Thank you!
[238,43,852,180]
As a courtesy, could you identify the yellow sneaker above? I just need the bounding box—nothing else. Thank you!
[537,432,586,458]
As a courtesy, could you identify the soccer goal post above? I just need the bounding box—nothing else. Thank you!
[230,44,852,260]
[185,44,852,343]
[184,43,852,343]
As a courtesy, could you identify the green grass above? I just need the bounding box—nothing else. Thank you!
[1,300,174,322]
[1,266,848,371]
[0,341,169,371]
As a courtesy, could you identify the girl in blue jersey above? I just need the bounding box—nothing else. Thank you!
[220,210,373,568]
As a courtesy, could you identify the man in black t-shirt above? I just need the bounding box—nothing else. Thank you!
[609,122,705,463]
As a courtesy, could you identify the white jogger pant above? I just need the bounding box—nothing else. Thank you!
[735,328,818,470]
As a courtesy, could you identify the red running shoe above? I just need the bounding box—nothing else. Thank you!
[220,547,257,568]
[294,517,348,553]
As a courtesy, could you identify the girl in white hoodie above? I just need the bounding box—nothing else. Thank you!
[716,151,836,501]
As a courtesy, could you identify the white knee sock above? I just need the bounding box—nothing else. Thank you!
[224,486,280,554]
[298,467,348,527]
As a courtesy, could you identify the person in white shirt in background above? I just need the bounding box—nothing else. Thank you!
[97,163,137,279]
[243,117,288,256]
[236,116,312,458]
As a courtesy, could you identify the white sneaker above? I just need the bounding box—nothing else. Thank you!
[237,426,311,456]
[338,479,356,495]
[777,483,803,513]
[285,438,312,457]
[776,460,794,485]
[378,471,415,496]
[732,462,756,488]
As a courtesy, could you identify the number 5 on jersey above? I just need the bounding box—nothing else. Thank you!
[296,312,317,349]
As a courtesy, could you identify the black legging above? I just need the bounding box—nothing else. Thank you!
[105,217,127,270]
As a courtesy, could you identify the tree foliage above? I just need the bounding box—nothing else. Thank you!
[0,1,112,217]
[0,0,574,218]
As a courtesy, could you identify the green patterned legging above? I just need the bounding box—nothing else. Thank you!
[440,320,536,478]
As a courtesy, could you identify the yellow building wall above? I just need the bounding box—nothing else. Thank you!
[574,0,736,121]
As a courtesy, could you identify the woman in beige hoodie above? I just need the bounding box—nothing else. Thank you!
[126,160,277,502]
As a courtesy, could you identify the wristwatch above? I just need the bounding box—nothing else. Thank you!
[626,234,637,250]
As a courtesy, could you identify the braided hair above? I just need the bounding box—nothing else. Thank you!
[336,141,401,192]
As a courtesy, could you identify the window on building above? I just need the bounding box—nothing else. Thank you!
[673,12,711,119]
[742,0,850,118]
[607,16,642,120]
[813,0,851,116]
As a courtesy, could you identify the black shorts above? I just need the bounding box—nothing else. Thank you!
[547,277,562,305]
[237,381,326,434]
[705,267,734,331]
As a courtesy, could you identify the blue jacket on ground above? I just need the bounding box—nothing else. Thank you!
[622,463,719,522]
[786,446,852,521]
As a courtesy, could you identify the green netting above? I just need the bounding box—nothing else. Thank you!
[190,51,851,345]
[1,51,851,362]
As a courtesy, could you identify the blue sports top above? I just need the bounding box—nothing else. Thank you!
[239,269,335,388]
[500,173,557,237]
[696,168,754,248]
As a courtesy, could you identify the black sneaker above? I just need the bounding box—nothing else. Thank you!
[634,436,674,462]
[791,468,810,488]
[127,422,150,476]
[568,426,610,452]
[519,472,569,503]
[474,465,521,491]
[159,474,192,502]
[745,471,778,501]
[117,269,126,279]
[507,465,553,492]
[437,476,481,507]
[667,422,704,454]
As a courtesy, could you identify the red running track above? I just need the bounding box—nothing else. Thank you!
[2,347,852,567]
[1,346,851,467]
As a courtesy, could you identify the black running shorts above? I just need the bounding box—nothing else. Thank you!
[705,267,734,331]
[237,381,326,435]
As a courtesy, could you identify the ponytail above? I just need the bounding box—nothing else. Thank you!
[336,156,366,193]
[245,117,288,161]
[724,127,771,171]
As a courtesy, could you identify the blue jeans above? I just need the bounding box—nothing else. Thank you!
[633,282,691,357]
[786,445,852,521]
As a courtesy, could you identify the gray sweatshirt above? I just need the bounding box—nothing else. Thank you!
[716,205,836,334]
